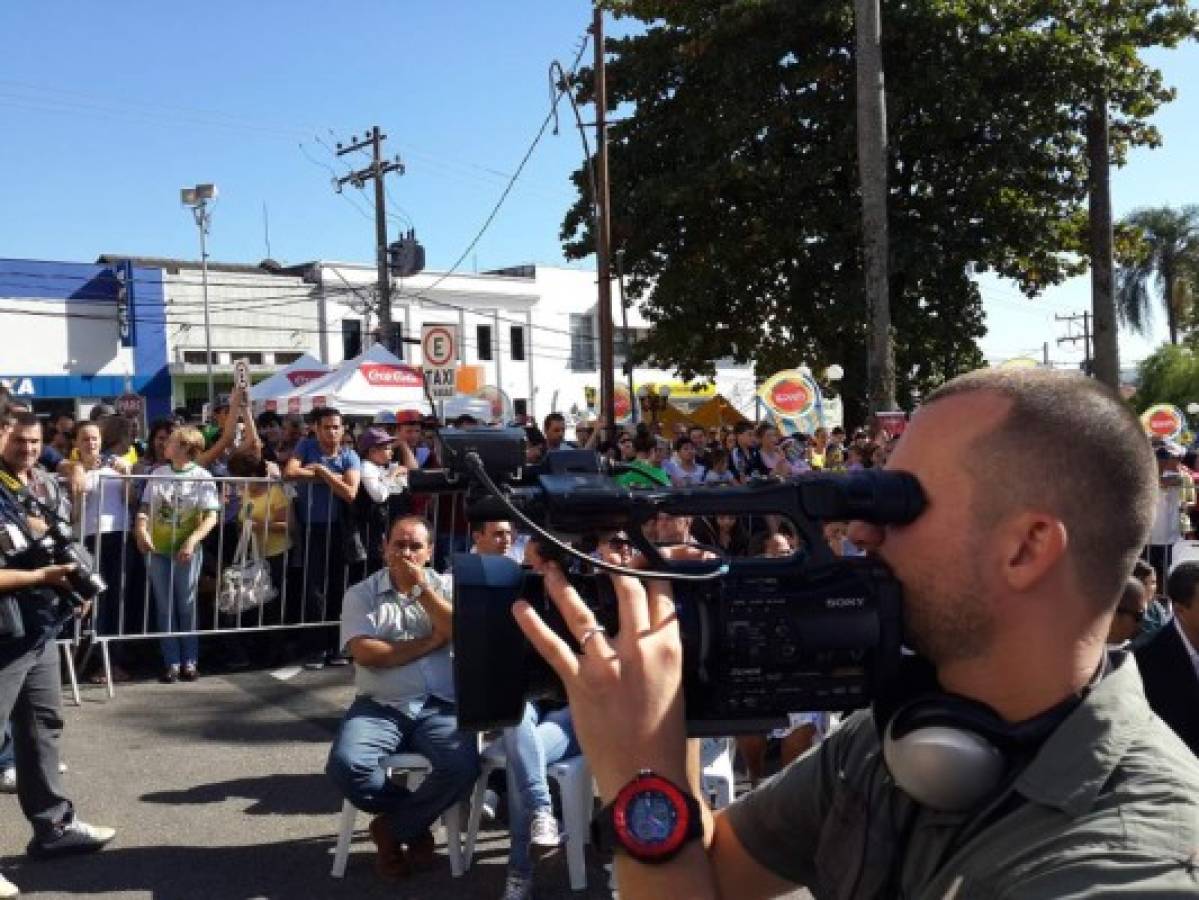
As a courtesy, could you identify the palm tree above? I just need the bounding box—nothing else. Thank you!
[1116,205,1199,345]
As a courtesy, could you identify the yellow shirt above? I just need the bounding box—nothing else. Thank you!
[239,483,292,558]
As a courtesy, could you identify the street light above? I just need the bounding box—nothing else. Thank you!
[181,183,218,410]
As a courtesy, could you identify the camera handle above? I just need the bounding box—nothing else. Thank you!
[462,451,731,583]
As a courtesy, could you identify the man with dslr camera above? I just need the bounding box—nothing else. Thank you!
[0,411,114,897]
[516,370,1199,898]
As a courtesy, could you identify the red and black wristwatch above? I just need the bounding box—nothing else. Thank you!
[592,770,704,864]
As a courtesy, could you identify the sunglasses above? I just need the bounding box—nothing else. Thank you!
[606,536,634,552]
[389,542,427,553]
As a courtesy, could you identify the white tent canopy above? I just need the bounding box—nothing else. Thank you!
[249,353,331,405]
[261,343,430,417]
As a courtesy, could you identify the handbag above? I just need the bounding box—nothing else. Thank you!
[217,518,277,615]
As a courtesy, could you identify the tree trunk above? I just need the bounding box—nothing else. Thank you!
[1164,259,1179,345]
[855,0,896,413]
[1087,95,1120,388]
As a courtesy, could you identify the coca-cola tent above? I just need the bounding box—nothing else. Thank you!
[263,343,430,417]
[249,353,330,409]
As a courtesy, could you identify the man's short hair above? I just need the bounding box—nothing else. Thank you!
[256,411,282,429]
[543,412,565,429]
[925,369,1156,609]
[471,519,513,536]
[1167,561,1199,609]
[387,514,432,544]
[10,411,40,433]
[1133,559,1155,581]
[733,421,754,436]
[310,406,342,425]
[1120,576,1146,611]
[674,436,694,452]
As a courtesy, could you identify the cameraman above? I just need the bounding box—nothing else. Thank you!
[0,412,115,890]
[515,370,1199,898]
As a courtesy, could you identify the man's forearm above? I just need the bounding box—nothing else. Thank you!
[415,585,452,636]
[349,633,445,669]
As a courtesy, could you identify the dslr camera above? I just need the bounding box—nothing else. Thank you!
[0,484,106,612]
[415,427,924,735]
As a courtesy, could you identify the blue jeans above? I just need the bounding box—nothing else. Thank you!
[502,702,579,875]
[325,695,480,843]
[147,550,202,669]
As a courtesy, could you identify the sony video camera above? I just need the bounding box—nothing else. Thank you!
[417,427,924,735]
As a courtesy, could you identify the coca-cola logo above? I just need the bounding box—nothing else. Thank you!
[1150,410,1180,436]
[361,363,423,388]
[285,370,325,387]
[770,379,811,415]
[614,388,632,419]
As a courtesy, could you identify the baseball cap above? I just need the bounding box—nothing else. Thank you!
[395,409,422,425]
[214,393,232,410]
[373,410,398,426]
[90,403,117,420]
[1156,441,1185,460]
[358,427,396,454]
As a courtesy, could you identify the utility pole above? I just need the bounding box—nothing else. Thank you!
[335,127,404,345]
[855,0,896,413]
[1056,311,1093,375]
[593,6,617,435]
[1088,95,1119,389]
[615,250,637,418]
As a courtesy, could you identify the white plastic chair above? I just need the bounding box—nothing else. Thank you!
[330,752,466,879]
[700,737,737,809]
[463,740,594,891]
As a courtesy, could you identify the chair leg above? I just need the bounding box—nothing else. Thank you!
[552,766,591,891]
[443,801,465,878]
[462,766,493,866]
[331,800,358,878]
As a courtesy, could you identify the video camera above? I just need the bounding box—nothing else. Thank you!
[417,427,924,735]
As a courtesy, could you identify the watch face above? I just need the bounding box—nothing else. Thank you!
[612,773,691,860]
[626,790,678,844]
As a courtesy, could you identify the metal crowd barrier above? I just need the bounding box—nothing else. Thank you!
[60,469,458,695]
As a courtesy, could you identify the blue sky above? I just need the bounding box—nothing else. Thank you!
[0,1,1194,368]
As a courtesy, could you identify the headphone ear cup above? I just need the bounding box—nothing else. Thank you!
[882,697,1009,813]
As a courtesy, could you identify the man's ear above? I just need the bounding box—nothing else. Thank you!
[998,513,1068,591]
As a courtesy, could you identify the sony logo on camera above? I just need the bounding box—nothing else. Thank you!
[824,597,865,608]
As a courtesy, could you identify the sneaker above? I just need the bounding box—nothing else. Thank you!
[0,872,17,899]
[302,654,326,671]
[0,768,15,793]
[528,808,560,856]
[159,666,180,684]
[28,819,115,859]
[180,664,199,683]
[501,870,534,900]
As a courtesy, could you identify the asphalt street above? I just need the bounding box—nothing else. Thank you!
[0,659,813,900]
[0,662,617,900]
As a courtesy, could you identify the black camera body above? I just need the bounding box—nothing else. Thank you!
[0,483,105,610]
[431,428,924,735]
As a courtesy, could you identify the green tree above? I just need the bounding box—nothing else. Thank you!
[1116,205,1199,345]
[1135,343,1199,411]
[567,1,1196,421]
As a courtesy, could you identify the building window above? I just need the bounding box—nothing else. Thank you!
[182,350,217,366]
[477,324,493,361]
[570,314,596,372]
[273,351,303,365]
[342,319,362,360]
[513,398,528,419]
[510,326,526,362]
[234,352,264,365]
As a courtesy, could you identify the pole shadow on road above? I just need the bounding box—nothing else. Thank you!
[140,772,341,817]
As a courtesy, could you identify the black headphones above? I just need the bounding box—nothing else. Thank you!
[874,655,1092,812]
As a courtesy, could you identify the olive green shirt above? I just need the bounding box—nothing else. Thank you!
[726,652,1199,898]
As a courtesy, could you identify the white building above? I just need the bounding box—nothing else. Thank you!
[119,254,758,422]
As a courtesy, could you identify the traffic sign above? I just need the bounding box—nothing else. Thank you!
[116,392,144,419]
[421,324,458,400]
